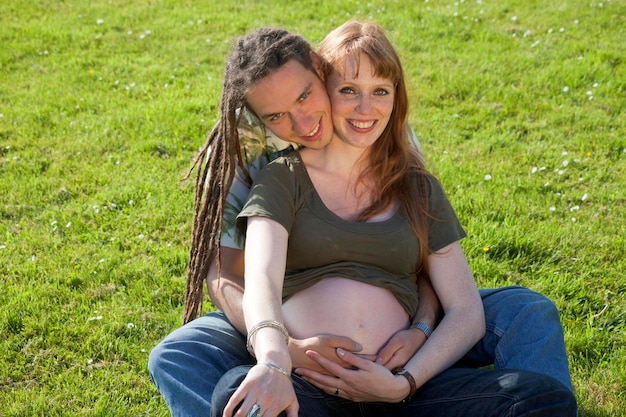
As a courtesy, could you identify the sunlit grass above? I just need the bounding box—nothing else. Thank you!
[1,0,624,415]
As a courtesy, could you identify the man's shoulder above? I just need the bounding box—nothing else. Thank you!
[237,108,293,167]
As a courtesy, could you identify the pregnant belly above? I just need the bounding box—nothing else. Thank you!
[282,277,410,355]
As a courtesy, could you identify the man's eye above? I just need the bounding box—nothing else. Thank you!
[270,113,283,121]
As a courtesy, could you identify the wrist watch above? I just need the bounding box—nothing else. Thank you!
[392,367,418,402]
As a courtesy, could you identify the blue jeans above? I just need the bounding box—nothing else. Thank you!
[212,365,576,417]
[149,286,576,416]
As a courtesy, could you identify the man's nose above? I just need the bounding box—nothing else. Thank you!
[290,110,314,135]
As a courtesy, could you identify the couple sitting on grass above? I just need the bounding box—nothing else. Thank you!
[149,19,577,417]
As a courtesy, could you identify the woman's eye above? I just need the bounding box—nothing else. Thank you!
[339,87,355,95]
[374,89,389,96]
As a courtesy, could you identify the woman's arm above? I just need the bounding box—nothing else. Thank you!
[399,241,485,389]
[223,216,299,417]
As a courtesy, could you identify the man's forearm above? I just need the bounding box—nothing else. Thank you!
[413,275,442,330]
[206,247,247,334]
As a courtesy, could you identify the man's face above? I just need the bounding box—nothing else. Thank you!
[246,59,333,150]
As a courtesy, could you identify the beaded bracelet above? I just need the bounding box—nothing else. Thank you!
[246,320,289,357]
[411,321,432,338]
[258,362,292,381]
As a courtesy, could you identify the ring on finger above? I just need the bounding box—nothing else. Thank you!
[334,388,340,396]
[246,403,261,417]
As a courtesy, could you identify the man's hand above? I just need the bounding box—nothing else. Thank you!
[288,334,364,374]
[375,328,427,370]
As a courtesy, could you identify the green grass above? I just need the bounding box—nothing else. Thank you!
[1,0,624,415]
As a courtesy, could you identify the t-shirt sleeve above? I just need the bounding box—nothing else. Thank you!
[236,158,296,241]
[426,176,467,252]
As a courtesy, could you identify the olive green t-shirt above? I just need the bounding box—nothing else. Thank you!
[238,151,466,317]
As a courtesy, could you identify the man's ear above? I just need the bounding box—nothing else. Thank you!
[310,51,324,80]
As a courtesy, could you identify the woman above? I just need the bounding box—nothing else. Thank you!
[218,21,486,417]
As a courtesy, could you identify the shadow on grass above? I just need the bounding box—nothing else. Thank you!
[579,406,614,417]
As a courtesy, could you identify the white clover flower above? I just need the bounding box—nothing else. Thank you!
[88,315,103,321]
[563,86,569,93]
[0,245,6,250]
[558,170,565,175]
[570,206,580,212]
[511,16,518,21]
[87,359,93,365]
[127,322,135,329]
[66,222,72,228]
[549,206,556,212]
[97,19,104,25]
[138,234,145,239]
[484,174,492,181]
[531,167,538,174]
[581,194,588,201]
[571,218,577,222]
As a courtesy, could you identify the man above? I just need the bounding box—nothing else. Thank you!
[149,27,575,416]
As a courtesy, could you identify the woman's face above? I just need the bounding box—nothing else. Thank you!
[325,53,395,149]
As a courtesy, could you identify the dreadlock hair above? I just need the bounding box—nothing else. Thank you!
[182,28,316,324]
[318,20,433,278]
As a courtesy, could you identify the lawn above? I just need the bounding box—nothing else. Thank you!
[1,0,624,415]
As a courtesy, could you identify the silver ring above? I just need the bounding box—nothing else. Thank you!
[246,403,261,417]
[334,388,340,395]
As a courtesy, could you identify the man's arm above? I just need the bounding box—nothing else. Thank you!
[374,275,441,370]
[206,247,247,334]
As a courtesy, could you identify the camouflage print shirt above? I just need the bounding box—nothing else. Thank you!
[221,109,296,249]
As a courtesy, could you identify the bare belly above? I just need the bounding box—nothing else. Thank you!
[282,277,410,355]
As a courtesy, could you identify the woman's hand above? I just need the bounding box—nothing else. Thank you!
[224,364,298,417]
[375,328,428,370]
[294,348,411,403]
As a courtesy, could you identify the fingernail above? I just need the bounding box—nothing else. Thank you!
[337,348,345,356]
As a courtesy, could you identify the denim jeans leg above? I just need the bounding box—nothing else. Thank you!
[148,311,252,417]
[459,286,574,392]
[366,367,577,417]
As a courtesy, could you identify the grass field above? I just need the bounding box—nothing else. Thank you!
[1,0,625,415]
